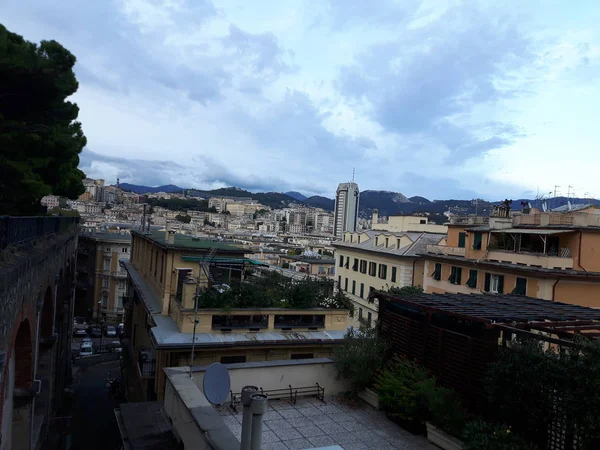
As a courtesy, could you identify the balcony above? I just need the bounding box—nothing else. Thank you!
[448,216,489,226]
[486,250,574,269]
[426,245,466,257]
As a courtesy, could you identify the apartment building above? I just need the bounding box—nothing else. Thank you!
[122,230,348,402]
[372,210,448,233]
[77,232,131,321]
[334,182,360,239]
[278,254,336,278]
[333,229,445,326]
[422,204,600,307]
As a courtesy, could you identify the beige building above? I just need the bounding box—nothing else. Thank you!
[422,203,600,307]
[122,230,349,402]
[333,229,445,326]
[278,255,336,278]
[372,210,448,233]
[77,232,131,321]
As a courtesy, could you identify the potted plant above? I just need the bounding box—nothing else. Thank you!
[461,420,534,450]
[423,384,467,450]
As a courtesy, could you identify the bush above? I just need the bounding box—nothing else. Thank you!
[333,322,387,392]
[422,383,468,438]
[462,420,534,450]
[375,360,434,424]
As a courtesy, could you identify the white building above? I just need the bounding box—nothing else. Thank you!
[334,182,360,240]
[41,195,60,209]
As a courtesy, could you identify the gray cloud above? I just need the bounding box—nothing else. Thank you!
[336,5,532,160]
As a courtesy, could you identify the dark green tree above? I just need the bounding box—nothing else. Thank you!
[175,214,191,223]
[0,25,87,215]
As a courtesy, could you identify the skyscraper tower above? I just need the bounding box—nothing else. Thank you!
[334,182,360,239]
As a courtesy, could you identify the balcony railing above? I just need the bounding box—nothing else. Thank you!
[0,216,79,250]
[486,250,574,269]
[448,216,489,225]
[426,245,466,257]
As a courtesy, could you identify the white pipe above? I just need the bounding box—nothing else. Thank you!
[240,386,258,450]
[249,394,268,450]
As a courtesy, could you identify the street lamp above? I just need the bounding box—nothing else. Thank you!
[97,300,102,324]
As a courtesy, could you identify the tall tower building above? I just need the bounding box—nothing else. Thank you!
[334,182,360,239]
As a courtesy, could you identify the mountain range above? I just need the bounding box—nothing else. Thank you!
[116,183,600,219]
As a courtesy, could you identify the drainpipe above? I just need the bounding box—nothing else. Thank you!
[411,260,416,286]
[249,394,268,450]
[578,231,589,275]
[30,298,43,450]
[52,275,59,335]
[240,386,258,450]
[552,279,560,302]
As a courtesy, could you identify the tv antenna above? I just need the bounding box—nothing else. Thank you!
[203,363,231,405]
[352,167,355,183]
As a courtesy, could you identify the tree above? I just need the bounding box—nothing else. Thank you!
[0,25,87,215]
[287,248,302,256]
[175,214,191,223]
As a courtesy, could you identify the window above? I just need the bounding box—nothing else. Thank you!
[291,353,314,360]
[338,275,342,289]
[344,278,348,291]
[220,355,247,364]
[513,277,527,295]
[106,247,111,252]
[103,277,109,288]
[391,267,397,283]
[118,279,126,290]
[367,312,372,327]
[318,266,325,274]
[369,286,375,295]
[432,263,442,281]
[359,308,363,320]
[101,292,108,307]
[448,266,462,285]
[352,258,359,271]
[359,260,367,273]
[339,255,344,267]
[385,238,389,247]
[352,280,356,295]
[368,262,377,277]
[116,295,123,309]
[484,273,504,294]
[378,264,387,280]
[360,283,364,298]
[344,257,349,269]
[473,232,483,250]
[103,258,111,271]
[122,247,128,253]
[420,219,426,224]
[458,232,466,248]
[466,269,478,288]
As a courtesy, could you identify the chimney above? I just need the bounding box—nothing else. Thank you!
[168,230,176,245]
[372,209,379,226]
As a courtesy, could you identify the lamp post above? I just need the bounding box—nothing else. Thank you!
[97,300,102,325]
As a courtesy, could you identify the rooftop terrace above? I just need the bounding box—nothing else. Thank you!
[133,229,247,252]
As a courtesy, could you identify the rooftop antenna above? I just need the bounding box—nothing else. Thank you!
[352,167,355,183]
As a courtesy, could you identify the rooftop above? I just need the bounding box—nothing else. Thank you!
[282,255,336,264]
[333,230,445,257]
[115,402,178,450]
[79,232,132,243]
[133,229,246,252]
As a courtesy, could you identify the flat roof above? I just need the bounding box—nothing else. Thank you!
[282,255,335,264]
[150,314,346,348]
[374,291,600,324]
[124,261,162,314]
[133,230,246,252]
[79,232,132,243]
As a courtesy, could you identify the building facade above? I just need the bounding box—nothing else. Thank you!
[76,232,131,322]
[422,204,600,307]
[333,229,445,326]
[122,230,349,402]
[334,182,360,240]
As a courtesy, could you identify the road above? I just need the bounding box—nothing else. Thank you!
[71,358,122,450]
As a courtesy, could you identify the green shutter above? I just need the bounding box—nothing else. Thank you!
[458,232,466,248]
[498,275,504,294]
[456,267,462,285]
[473,232,482,250]
[484,273,491,292]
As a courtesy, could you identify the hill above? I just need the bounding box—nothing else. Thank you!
[119,183,183,194]
[285,191,308,201]
[306,196,335,211]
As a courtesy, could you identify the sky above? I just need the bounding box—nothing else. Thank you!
[3,0,600,201]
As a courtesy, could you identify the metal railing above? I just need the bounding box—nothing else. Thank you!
[0,216,79,250]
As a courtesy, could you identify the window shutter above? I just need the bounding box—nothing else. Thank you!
[456,268,462,285]
[484,273,491,292]
[498,275,504,294]
[458,232,466,248]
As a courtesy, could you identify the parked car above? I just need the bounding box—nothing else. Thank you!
[73,328,87,337]
[82,337,92,344]
[105,326,117,338]
[79,341,93,357]
[117,323,125,336]
[109,341,122,353]
[91,327,102,338]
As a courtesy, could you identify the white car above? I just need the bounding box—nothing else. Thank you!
[105,326,117,337]
[79,341,93,357]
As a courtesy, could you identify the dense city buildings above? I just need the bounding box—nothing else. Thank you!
[334,182,360,239]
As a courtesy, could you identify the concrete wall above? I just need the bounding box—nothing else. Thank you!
[192,358,351,398]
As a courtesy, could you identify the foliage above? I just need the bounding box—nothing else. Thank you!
[195,271,353,314]
[287,248,303,256]
[375,360,435,424]
[387,285,424,296]
[333,321,388,392]
[145,197,214,212]
[0,25,87,215]
[175,214,191,223]
[462,420,534,450]
[485,337,600,449]
[422,383,468,438]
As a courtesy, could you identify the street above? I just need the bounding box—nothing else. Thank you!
[72,335,121,353]
[71,358,122,450]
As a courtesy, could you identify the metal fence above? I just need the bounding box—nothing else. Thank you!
[0,216,79,250]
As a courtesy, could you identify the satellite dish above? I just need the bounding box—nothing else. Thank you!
[203,362,231,405]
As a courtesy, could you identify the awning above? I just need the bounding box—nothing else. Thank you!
[181,256,267,266]
[490,228,575,235]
